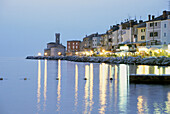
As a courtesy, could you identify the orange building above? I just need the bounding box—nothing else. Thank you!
[67,40,81,53]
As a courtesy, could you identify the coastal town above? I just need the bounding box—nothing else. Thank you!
[43,10,170,58]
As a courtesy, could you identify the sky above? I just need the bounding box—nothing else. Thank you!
[0,0,168,57]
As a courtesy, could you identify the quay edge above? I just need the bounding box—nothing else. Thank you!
[26,56,170,66]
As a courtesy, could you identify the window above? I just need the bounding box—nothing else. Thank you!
[150,32,158,37]
[73,46,74,49]
[73,43,74,45]
[68,46,70,49]
[141,36,145,40]
[164,33,166,37]
[155,22,157,26]
[164,24,167,28]
[150,32,153,37]
[154,32,158,37]
[76,46,78,49]
[76,42,78,45]
[150,23,154,27]
[141,29,145,32]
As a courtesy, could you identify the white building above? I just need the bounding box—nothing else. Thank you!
[161,19,170,44]
[146,11,170,45]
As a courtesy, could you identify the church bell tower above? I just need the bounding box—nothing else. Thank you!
[55,33,60,45]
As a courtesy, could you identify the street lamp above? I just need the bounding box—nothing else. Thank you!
[58,52,61,56]
[38,53,41,56]
[44,52,47,56]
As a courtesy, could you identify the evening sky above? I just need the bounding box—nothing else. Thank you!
[0,0,168,57]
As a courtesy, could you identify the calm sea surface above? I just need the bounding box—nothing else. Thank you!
[0,58,170,114]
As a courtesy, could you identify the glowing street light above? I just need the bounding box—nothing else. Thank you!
[75,52,78,55]
[38,53,41,56]
[44,52,47,56]
[58,52,61,56]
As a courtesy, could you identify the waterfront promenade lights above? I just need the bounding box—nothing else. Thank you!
[90,51,93,56]
[75,52,78,56]
[85,51,90,56]
[44,52,47,56]
[58,52,61,56]
[38,53,41,56]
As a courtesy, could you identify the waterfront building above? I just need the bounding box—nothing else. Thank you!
[100,33,110,51]
[146,11,170,45]
[81,33,98,51]
[67,40,81,55]
[79,41,84,51]
[92,34,102,52]
[44,33,66,56]
[118,21,131,44]
[129,20,138,43]
[161,17,170,45]
[137,21,146,43]
[109,25,119,50]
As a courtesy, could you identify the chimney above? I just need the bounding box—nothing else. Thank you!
[139,20,143,23]
[163,10,167,19]
[130,20,134,27]
[148,15,151,21]
[152,15,155,20]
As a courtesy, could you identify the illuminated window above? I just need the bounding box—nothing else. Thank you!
[141,29,145,32]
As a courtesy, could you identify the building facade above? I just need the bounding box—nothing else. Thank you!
[44,33,66,56]
[146,11,170,45]
[137,22,146,42]
[161,19,170,44]
[67,40,81,52]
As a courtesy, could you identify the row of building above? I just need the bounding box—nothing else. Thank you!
[44,10,170,56]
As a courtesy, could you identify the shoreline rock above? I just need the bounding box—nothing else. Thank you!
[26,56,170,66]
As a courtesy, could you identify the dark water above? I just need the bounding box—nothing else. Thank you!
[0,58,170,114]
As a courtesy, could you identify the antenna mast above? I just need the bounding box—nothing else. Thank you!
[169,0,170,10]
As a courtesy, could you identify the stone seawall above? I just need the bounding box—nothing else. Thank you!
[26,56,170,66]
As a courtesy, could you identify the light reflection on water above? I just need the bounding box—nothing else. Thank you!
[37,60,41,112]
[36,60,170,114]
[136,65,170,75]
[99,63,108,114]
[56,59,61,112]
[1,58,170,114]
[43,59,47,111]
[74,64,78,111]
